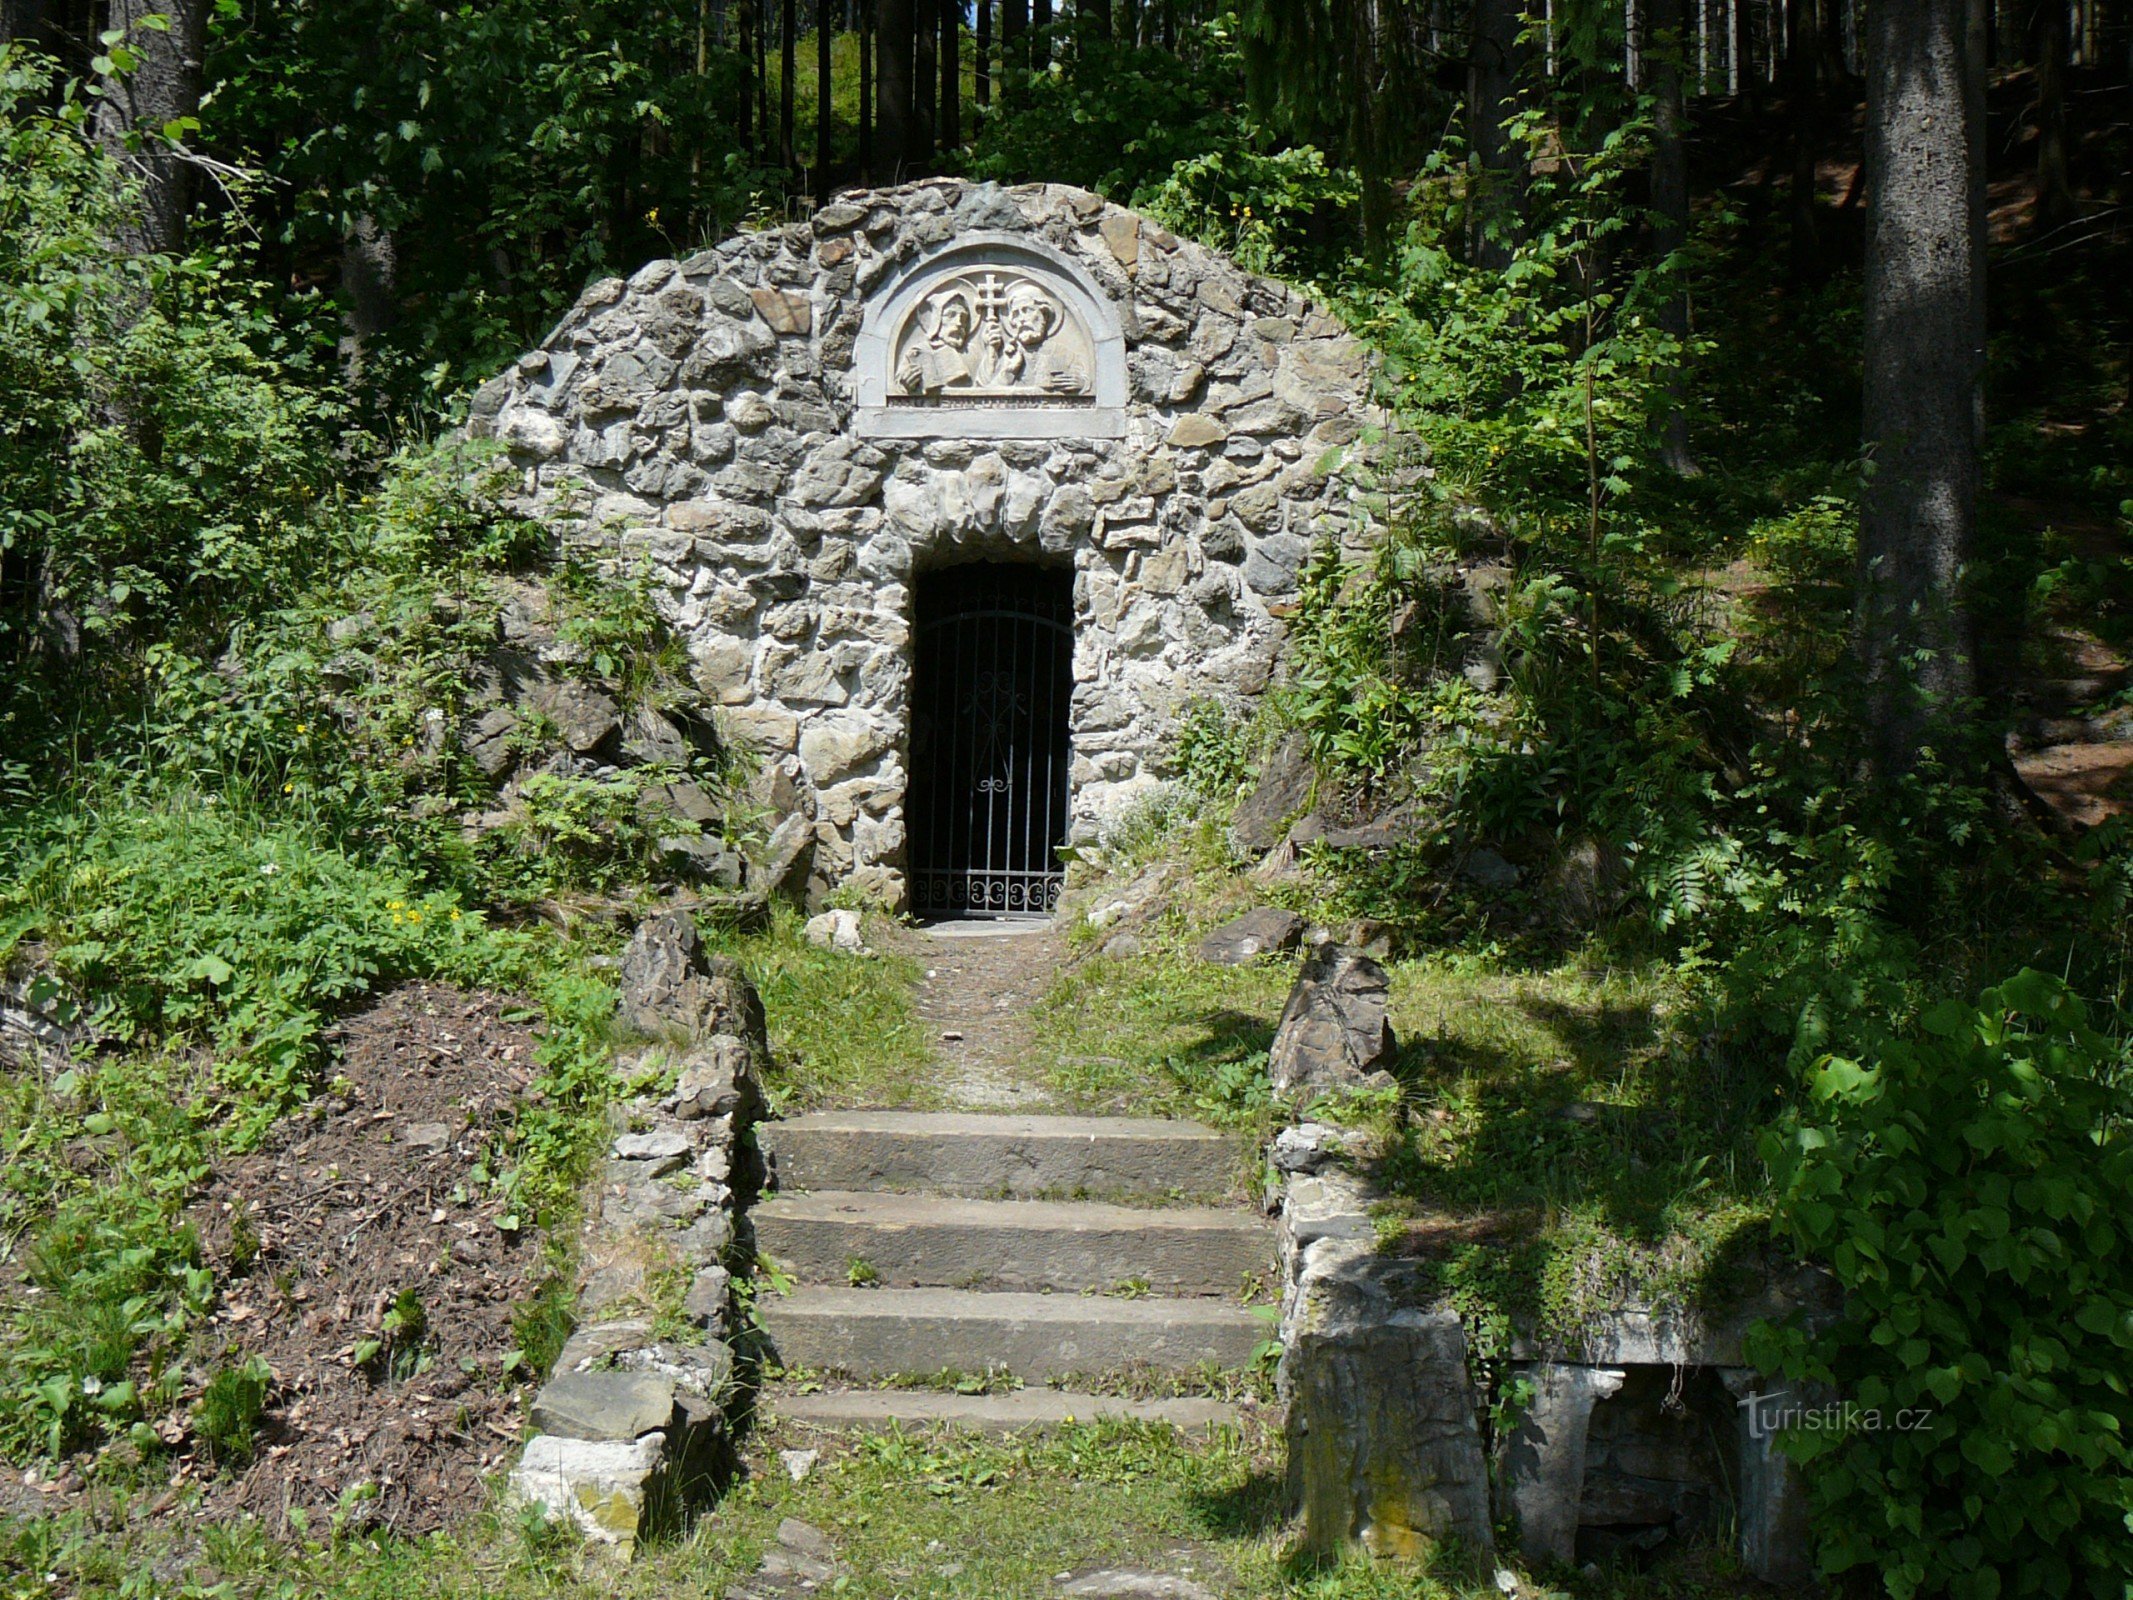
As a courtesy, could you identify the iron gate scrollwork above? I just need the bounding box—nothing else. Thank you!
[909,564,1073,919]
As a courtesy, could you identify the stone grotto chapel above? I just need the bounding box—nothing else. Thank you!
[471,178,1384,916]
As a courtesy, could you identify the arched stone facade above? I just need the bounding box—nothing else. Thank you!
[472,179,1384,908]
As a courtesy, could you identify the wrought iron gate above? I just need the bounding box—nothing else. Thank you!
[908,563,1073,919]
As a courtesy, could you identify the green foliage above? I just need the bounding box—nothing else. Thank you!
[205,0,776,403]
[1142,143,1360,279]
[1,797,494,1126]
[1754,970,2133,1596]
[0,51,332,663]
[192,1356,273,1465]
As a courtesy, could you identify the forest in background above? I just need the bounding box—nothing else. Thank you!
[1,0,2132,1589]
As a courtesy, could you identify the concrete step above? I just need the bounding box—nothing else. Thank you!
[757,1286,1266,1382]
[759,1110,1245,1200]
[769,1387,1241,1436]
[754,1190,1273,1296]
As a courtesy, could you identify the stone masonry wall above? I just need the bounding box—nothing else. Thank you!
[471,179,1384,907]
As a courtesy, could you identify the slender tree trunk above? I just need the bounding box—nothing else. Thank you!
[1732,0,1751,93]
[94,0,205,258]
[1086,0,1111,39]
[859,0,874,176]
[914,0,938,158]
[1652,0,1699,473]
[817,0,833,187]
[1787,0,1824,279]
[1857,0,1987,774]
[1003,0,1028,100]
[781,0,798,174]
[757,0,772,153]
[1468,0,1525,269]
[2031,0,2075,231]
[1033,0,1052,67]
[1160,0,1174,50]
[878,0,914,171]
[740,0,757,150]
[940,0,959,145]
[975,0,991,104]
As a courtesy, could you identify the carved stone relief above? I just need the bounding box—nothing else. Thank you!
[852,233,1129,440]
[889,268,1095,406]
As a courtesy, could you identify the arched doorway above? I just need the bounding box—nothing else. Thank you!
[907,562,1074,919]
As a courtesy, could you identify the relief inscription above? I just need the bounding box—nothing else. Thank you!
[889,268,1094,407]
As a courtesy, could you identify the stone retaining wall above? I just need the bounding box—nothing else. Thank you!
[508,912,766,1554]
[471,179,1388,907]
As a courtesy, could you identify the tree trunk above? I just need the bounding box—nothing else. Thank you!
[975,0,991,105]
[1787,0,1824,279]
[780,0,798,173]
[939,0,959,146]
[1652,0,1699,474]
[1086,0,1111,40]
[1468,0,1525,269]
[2030,0,2075,232]
[1856,0,1987,774]
[1033,0,1052,66]
[94,0,205,258]
[0,0,52,52]
[1003,0,1027,100]
[914,0,937,158]
[878,0,912,171]
[740,0,756,149]
[859,0,874,176]
[817,0,833,187]
[338,214,398,393]
[757,0,772,153]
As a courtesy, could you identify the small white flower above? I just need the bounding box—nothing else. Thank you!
[260,862,280,875]
[81,1375,102,1396]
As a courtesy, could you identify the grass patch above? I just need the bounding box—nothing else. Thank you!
[700,906,930,1111]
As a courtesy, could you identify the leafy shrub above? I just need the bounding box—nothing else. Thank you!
[1753,970,2133,1596]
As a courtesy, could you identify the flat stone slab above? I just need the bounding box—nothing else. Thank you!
[530,1370,678,1441]
[1195,907,1305,965]
[757,1286,1264,1381]
[759,1111,1244,1200]
[754,1190,1272,1295]
[771,1387,1239,1435]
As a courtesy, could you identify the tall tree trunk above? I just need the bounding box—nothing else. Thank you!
[975,0,991,105]
[817,0,833,187]
[1033,0,1052,66]
[878,0,912,170]
[338,214,398,393]
[1787,0,1825,279]
[1003,0,1027,100]
[2030,0,2075,231]
[914,0,938,158]
[1468,0,1525,269]
[939,0,959,146]
[757,0,772,153]
[781,0,798,174]
[740,0,757,150]
[1857,0,1987,774]
[94,0,204,258]
[859,0,874,176]
[1161,0,1174,51]
[1731,0,1752,93]
[1086,0,1111,39]
[1652,0,1699,473]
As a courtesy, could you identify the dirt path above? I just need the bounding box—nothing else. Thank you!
[876,918,1065,1110]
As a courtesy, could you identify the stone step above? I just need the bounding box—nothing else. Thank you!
[759,1111,1244,1200]
[754,1191,1273,1296]
[757,1286,1266,1382]
[769,1387,1240,1436]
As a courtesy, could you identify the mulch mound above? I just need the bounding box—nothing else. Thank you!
[187,982,555,1536]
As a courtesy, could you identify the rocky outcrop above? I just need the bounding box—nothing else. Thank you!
[509,909,767,1556]
[1195,906,1304,965]
[1266,944,1398,1100]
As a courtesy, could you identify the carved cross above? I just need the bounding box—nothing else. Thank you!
[974,273,1011,325]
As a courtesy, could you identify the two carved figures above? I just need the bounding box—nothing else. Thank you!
[892,269,1093,400]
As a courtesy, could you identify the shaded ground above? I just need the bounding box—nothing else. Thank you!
[186,983,552,1536]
